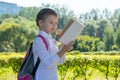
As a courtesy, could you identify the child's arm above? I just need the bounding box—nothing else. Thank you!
[57,41,73,58]
[56,29,73,58]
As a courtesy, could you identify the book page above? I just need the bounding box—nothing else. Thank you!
[58,19,84,45]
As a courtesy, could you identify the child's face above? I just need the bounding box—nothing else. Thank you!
[39,15,58,34]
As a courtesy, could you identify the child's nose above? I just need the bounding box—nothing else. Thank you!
[53,24,57,27]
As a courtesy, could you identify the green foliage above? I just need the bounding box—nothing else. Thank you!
[0,5,76,52]
[0,23,20,52]
[115,26,120,50]
[19,7,40,20]
[96,19,113,41]
[1,5,120,51]
[0,52,120,80]
[73,35,104,52]
[103,26,114,51]
[0,16,37,52]
[0,67,16,80]
[81,22,96,37]
[0,13,12,23]
[90,9,100,20]
[116,14,120,28]
[57,6,75,29]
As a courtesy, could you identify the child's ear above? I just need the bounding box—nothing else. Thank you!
[38,20,43,27]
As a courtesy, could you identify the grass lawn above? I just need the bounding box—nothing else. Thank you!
[1,67,120,80]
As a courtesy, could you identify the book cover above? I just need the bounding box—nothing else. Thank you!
[58,19,84,45]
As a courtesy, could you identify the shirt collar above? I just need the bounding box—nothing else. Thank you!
[38,30,52,39]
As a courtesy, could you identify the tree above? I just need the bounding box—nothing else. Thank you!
[55,5,75,29]
[0,23,20,52]
[102,8,112,19]
[96,19,113,41]
[81,22,96,37]
[0,16,37,52]
[115,26,120,50]
[79,13,86,22]
[90,8,100,20]
[0,13,11,23]
[109,11,120,32]
[73,35,103,52]
[19,7,40,20]
[116,14,120,29]
[103,26,114,51]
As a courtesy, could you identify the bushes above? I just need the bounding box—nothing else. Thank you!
[73,36,104,52]
[0,52,24,72]
[58,54,120,80]
[0,52,120,80]
[0,17,37,52]
[8,57,23,73]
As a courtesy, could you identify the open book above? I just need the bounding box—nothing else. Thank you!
[58,19,84,45]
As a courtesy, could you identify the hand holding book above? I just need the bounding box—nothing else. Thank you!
[57,19,84,45]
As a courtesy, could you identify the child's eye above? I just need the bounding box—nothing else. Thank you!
[50,22,53,24]
[49,22,57,25]
[55,23,58,25]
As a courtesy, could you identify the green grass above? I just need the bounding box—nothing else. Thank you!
[0,52,120,80]
[0,67,16,80]
[0,67,119,80]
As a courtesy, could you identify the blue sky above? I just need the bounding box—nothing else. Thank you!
[0,0,120,15]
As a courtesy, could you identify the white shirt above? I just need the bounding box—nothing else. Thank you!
[32,30,65,80]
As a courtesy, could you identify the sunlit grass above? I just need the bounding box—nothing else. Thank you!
[0,67,17,80]
[0,52,120,80]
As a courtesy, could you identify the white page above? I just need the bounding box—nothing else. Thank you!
[59,21,84,45]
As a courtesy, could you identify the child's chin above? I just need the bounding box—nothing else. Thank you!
[52,30,56,32]
[51,31,55,33]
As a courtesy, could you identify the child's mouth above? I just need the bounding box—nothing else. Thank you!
[51,28,55,30]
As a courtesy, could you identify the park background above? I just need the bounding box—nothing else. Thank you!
[0,1,120,80]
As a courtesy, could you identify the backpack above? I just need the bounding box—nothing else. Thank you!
[18,35,48,80]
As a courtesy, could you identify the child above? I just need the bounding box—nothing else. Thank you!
[32,8,73,80]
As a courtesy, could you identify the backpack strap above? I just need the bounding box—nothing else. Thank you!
[37,35,48,50]
[32,57,40,77]
[32,35,48,77]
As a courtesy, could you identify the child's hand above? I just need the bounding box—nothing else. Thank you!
[62,41,73,52]
[56,29,62,38]
[58,41,73,57]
